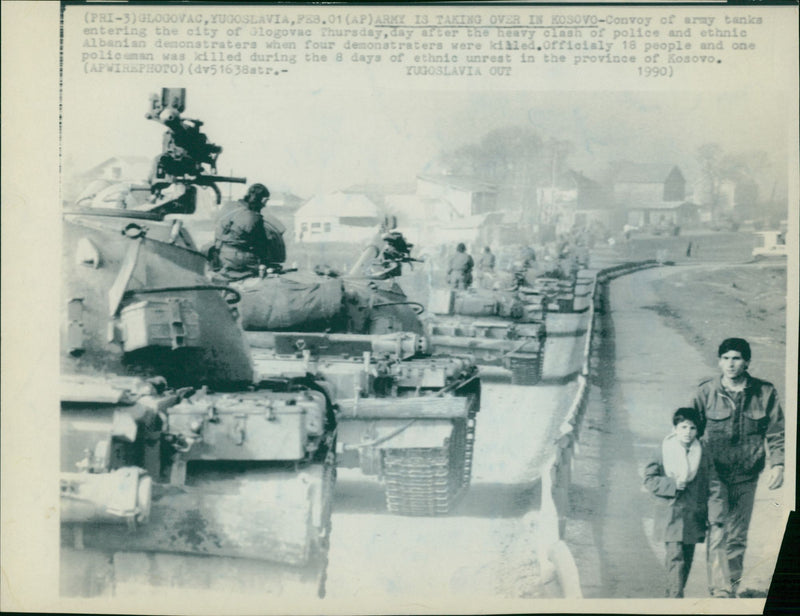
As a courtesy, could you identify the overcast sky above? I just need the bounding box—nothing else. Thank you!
[61,84,791,200]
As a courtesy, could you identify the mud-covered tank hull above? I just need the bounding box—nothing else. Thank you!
[61,464,333,582]
[355,380,480,516]
[61,212,336,597]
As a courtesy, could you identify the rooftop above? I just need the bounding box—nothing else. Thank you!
[417,173,497,193]
[614,163,682,184]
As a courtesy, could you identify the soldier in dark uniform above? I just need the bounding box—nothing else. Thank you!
[691,338,784,597]
[447,243,474,289]
[213,183,285,280]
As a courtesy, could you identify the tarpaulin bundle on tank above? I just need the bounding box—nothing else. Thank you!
[234,270,344,331]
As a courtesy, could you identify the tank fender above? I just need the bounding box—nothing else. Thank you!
[338,418,454,450]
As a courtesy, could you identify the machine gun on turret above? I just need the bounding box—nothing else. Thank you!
[348,218,424,280]
[146,88,246,208]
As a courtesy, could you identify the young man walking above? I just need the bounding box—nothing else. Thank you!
[692,338,785,597]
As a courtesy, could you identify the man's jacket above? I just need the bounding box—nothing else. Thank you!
[692,373,784,484]
[215,202,286,265]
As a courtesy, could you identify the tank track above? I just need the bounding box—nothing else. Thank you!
[315,441,336,598]
[461,403,478,490]
[509,353,542,386]
[382,400,478,516]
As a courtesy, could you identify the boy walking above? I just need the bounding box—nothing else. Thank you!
[644,408,725,597]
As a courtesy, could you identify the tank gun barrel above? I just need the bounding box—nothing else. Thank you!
[194,174,248,185]
[248,331,429,361]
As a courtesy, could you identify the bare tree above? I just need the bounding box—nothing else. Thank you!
[436,126,573,214]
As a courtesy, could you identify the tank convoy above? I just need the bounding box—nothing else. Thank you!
[499,267,595,315]
[65,87,482,537]
[535,242,593,313]
[60,88,335,596]
[422,285,547,386]
[404,245,548,386]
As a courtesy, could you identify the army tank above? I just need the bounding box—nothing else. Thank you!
[515,241,595,314]
[414,246,548,386]
[480,263,594,315]
[234,231,481,516]
[60,88,335,597]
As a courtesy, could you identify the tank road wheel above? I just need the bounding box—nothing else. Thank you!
[509,354,542,386]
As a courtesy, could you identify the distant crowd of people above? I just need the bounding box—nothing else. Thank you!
[444,234,588,291]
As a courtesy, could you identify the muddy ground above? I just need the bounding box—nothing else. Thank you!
[648,262,787,398]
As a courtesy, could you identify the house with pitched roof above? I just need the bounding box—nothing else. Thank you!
[538,170,612,234]
[612,162,696,229]
[416,174,498,218]
[294,191,381,243]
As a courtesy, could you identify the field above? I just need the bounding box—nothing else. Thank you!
[648,261,787,399]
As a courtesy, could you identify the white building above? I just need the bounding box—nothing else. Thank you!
[294,191,381,243]
[416,174,498,218]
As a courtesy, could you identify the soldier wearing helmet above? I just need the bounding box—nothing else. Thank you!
[213,183,286,280]
[447,243,474,289]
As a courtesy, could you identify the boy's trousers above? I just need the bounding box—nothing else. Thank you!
[665,542,695,598]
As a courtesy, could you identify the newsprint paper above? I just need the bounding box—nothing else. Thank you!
[1,1,797,614]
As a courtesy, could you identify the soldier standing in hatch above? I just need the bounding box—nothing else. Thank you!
[447,242,474,289]
[691,337,784,597]
[214,183,285,280]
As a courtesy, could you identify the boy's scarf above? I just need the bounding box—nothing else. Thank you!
[662,432,702,486]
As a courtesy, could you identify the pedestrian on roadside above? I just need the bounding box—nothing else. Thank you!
[691,337,785,597]
[447,242,474,289]
[644,407,725,598]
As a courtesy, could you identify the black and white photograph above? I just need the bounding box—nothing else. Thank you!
[2,2,798,614]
